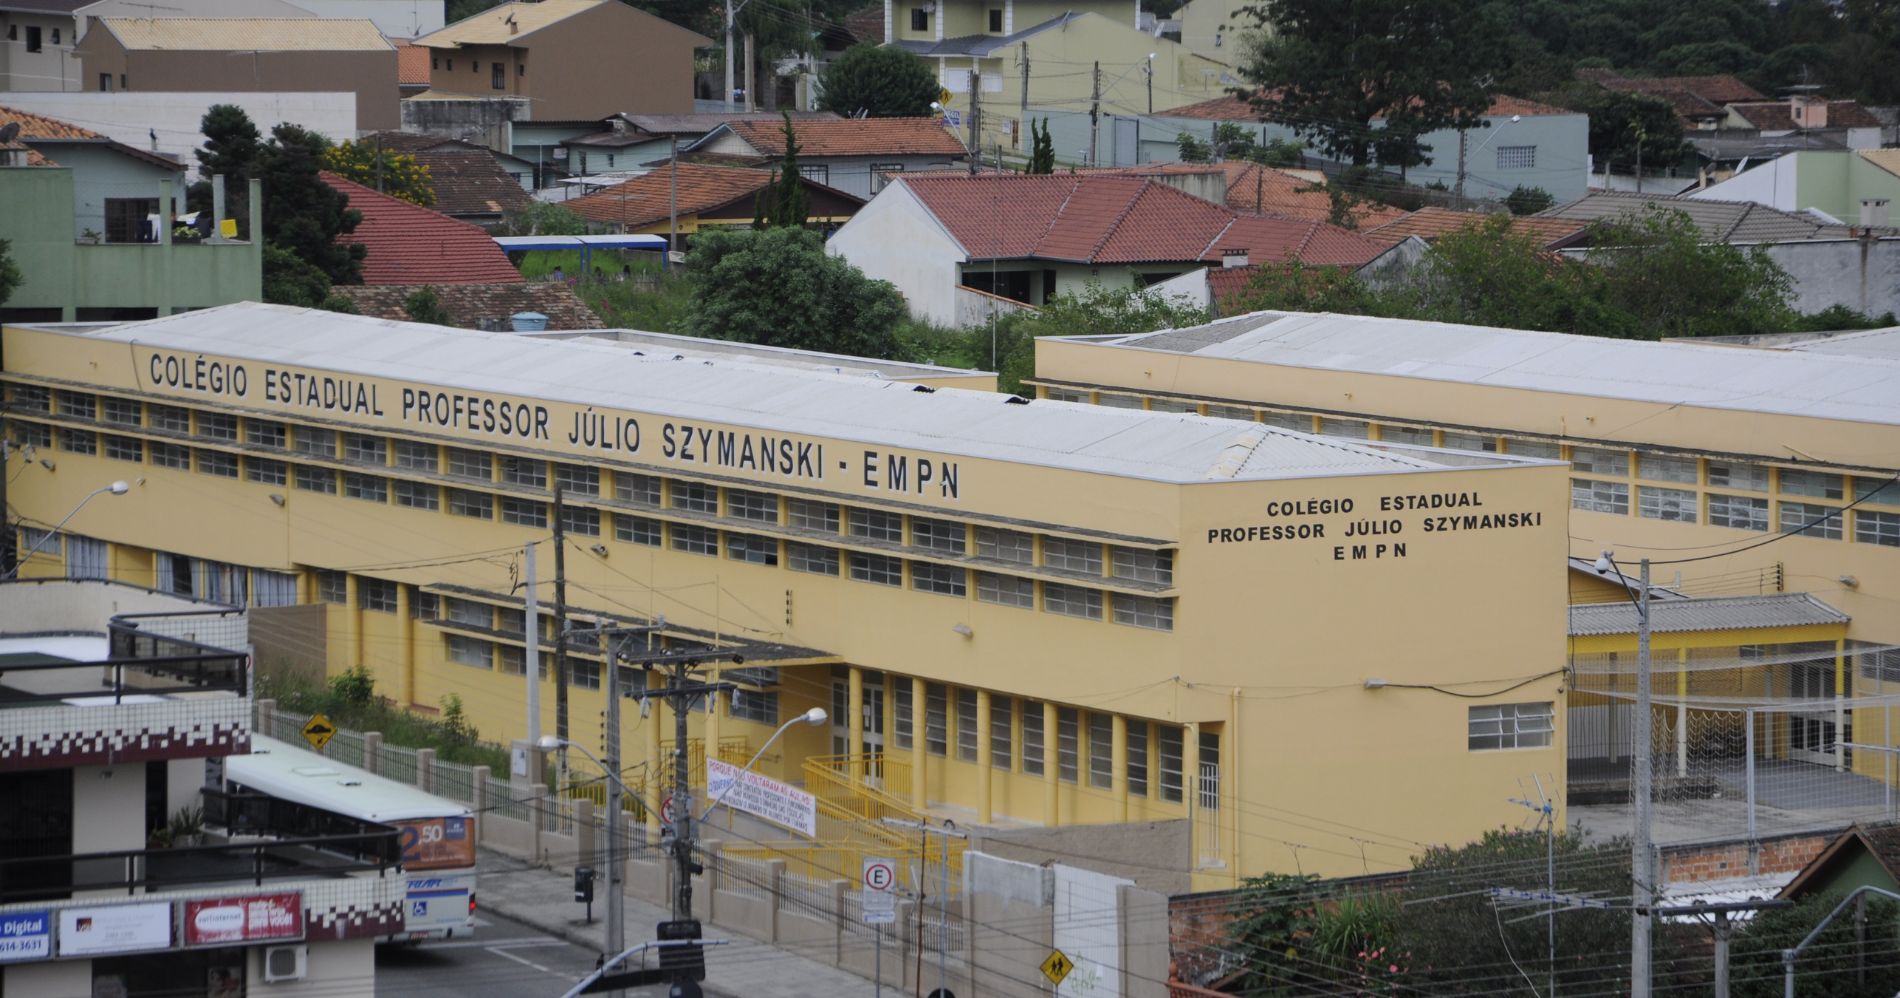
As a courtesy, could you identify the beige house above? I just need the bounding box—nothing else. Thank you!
[75,17,398,131]
[413,0,710,120]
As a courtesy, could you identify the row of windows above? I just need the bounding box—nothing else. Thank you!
[1571,478,1899,545]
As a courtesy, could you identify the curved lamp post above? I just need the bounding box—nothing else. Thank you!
[6,480,130,579]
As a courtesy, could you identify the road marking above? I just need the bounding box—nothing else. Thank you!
[424,936,555,950]
[485,944,579,980]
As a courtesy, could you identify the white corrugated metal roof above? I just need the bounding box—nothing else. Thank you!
[1112,311,1900,427]
[42,303,1544,485]
[226,735,471,823]
[1785,326,1900,360]
[1567,593,1848,637]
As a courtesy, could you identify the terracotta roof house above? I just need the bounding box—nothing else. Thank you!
[322,171,525,284]
[1538,191,1851,245]
[75,17,399,132]
[0,103,187,242]
[328,282,603,330]
[558,111,841,179]
[414,0,712,120]
[681,116,969,198]
[1593,72,1766,110]
[393,38,433,96]
[1365,207,1590,250]
[564,161,865,245]
[828,173,1392,325]
[359,133,533,224]
[1216,162,1409,227]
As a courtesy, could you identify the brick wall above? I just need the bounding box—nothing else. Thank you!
[1659,830,1836,882]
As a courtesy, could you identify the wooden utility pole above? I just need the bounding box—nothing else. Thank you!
[1088,61,1101,167]
[553,485,570,789]
[968,67,981,175]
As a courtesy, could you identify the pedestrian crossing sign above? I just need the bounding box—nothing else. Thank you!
[1040,949,1073,985]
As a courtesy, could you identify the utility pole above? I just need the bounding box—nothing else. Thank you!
[524,542,540,750]
[968,67,981,176]
[723,0,736,112]
[1019,42,1028,118]
[553,486,570,789]
[1632,556,1653,998]
[744,32,756,112]
[1088,61,1101,167]
[882,818,966,998]
[1454,126,1467,204]
[668,136,679,254]
[1145,60,1153,115]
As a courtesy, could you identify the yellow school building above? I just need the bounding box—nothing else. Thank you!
[1030,311,1900,824]
[3,303,1573,888]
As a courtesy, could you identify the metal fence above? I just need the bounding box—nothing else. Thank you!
[434,759,478,803]
[380,742,420,785]
[487,776,529,822]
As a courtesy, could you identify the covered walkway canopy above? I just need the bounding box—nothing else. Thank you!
[492,234,671,273]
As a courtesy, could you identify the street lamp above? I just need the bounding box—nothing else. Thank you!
[1454,112,1522,202]
[6,480,131,578]
[699,707,826,820]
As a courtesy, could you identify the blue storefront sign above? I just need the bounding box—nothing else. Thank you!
[0,911,51,962]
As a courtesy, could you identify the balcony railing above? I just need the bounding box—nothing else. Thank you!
[0,650,247,706]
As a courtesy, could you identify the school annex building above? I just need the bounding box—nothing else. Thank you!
[2,304,1574,890]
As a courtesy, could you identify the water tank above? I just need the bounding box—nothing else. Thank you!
[510,311,548,332]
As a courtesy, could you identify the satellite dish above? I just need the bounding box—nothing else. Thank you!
[0,122,21,145]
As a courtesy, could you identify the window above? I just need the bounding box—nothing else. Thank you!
[726,532,779,565]
[975,527,1032,564]
[554,463,598,496]
[1708,494,1769,531]
[344,473,387,503]
[1262,411,1311,431]
[198,412,237,441]
[1157,725,1184,803]
[615,472,660,506]
[150,442,189,469]
[293,427,335,458]
[448,488,491,518]
[296,466,337,494]
[65,534,106,580]
[496,644,526,676]
[988,8,1002,30]
[393,440,437,472]
[1043,582,1103,619]
[570,659,601,690]
[912,561,966,596]
[103,434,143,462]
[394,480,439,511]
[925,683,948,755]
[1639,453,1698,484]
[446,634,493,669]
[343,433,385,465]
[50,28,57,44]
[616,514,661,546]
[254,570,298,608]
[848,507,902,542]
[1708,461,1769,492]
[1855,476,1900,507]
[1781,501,1842,540]
[9,384,50,412]
[1780,469,1843,500]
[1441,432,1497,452]
[1495,145,1535,169]
[1379,425,1434,446]
[788,542,839,575]
[1021,703,1045,775]
[910,8,929,30]
[670,522,718,555]
[359,578,398,612]
[1112,594,1174,631]
[1571,479,1629,515]
[495,608,525,636]
[726,488,777,523]
[871,163,903,192]
[991,695,1012,769]
[1057,708,1079,783]
[444,597,490,627]
[409,588,439,619]
[100,72,112,92]
[316,571,348,604]
[198,450,238,478]
[100,398,141,425]
[976,571,1033,608]
[849,551,902,586]
[910,516,966,554]
[1320,418,1368,439]
[1097,392,1144,410]
[446,447,490,480]
[1468,702,1554,750]
[10,421,50,449]
[1110,547,1172,585]
[245,456,286,484]
[1127,720,1148,797]
[560,505,600,536]
[1042,536,1101,574]
[58,428,96,454]
[894,682,914,750]
[1087,713,1113,788]
[1637,486,1695,522]
[1857,510,1900,547]
[1570,447,1628,476]
[501,497,547,527]
[491,62,506,88]
[25,25,40,52]
[244,419,285,448]
[730,689,779,725]
[956,689,978,761]
[798,164,829,185]
[57,391,96,419]
[787,498,838,533]
[501,456,546,489]
[1043,388,1088,403]
[1507,439,1561,459]
[670,480,716,513]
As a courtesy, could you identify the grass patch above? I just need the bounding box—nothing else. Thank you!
[511,249,666,282]
[574,270,696,332]
[257,665,510,770]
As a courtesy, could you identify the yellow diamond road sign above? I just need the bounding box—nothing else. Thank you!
[1040,949,1073,986]
[302,713,337,752]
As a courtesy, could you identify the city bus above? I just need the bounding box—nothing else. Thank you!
[223,735,478,942]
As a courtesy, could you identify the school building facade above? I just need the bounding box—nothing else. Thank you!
[3,303,1573,888]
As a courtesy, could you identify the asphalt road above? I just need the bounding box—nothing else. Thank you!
[376,908,681,998]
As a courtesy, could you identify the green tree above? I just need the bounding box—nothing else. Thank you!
[493,201,590,236]
[981,284,1211,393]
[0,239,21,307]
[403,286,454,325]
[1386,213,1630,335]
[260,244,334,308]
[760,113,809,228]
[1176,132,1211,163]
[1224,260,1388,317]
[1504,185,1555,215]
[1240,0,1506,167]
[1542,84,1690,175]
[1586,206,1798,339]
[323,140,436,207]
[1726,889,1900,998]
[817,45,939,118]
[683,227,907,356]
[1029,118,1055,174]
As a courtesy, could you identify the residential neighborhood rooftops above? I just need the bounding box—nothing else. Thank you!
[894,11,1085,57]
[321,171,525,284]
[1365,207,1589,248]
[1592,72,1766,106]
[328,282,602,330]
[1165,91,1573,122]
[393,38,432,86]
[417,0,710,48]
[703,117,967,158]
[1214,161,1409,226]
[0,103,182,171]
[95,16,393,51]
[562,161,848,229]
[1538,191,1849,243]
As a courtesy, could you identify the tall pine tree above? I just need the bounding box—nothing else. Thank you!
[1029,118,1055,174]
[763,113,808,228]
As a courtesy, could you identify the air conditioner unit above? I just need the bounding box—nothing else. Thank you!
[264,944,307,983]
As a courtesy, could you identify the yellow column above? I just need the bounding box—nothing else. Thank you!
[396,584,415,709]
[1836,638,1848,772]
[646,669,664,838]
[1112,714,1129,822]
[976,690,993,824]
[1228,689,1242,884]
[1183,720,1200,827]
[343,574,363,671]
[848,667,864,773]
[1043,701,1060,827]
[911,676,928,808]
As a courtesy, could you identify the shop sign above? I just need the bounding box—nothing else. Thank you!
[183,893,303,946]
[58,902,172,957]
[0,911,50,962]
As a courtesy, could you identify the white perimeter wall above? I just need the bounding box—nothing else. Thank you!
[0,92,360,179]
[827,181,966,325]
[1053,864,1132,998]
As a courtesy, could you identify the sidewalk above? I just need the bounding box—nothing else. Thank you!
[476,849,883,998]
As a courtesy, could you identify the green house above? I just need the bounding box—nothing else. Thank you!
[1779,824,1900,901]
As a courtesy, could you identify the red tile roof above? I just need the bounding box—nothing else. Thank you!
[392,39,432,87]
[0,102,181,170]
[1166,92,1571,122]
[321,171,524,285]
[897,174,1389,267]
[1365,207,1589,249]
[1214,161,1409,226]
[716,116,968,158]
[1727,101,1799,131]
[1601,74,1765,105]
[328,282,602,329]
[566,161,776,228]
[1828,101,1883,128]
